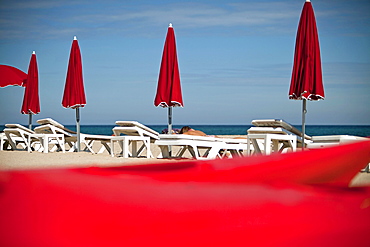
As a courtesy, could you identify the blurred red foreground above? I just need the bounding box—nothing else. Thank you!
[1,140,369,247]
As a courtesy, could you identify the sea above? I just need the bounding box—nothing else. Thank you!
[2,124,369,137]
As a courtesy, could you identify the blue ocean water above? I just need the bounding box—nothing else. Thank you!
[2,124,369,137]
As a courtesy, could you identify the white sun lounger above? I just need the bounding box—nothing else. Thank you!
[112,121,159,158]
[36,119,152,158]
[84,135,151,158]
[3,124,38,151]
[35,120,79,152]
[3,124,65,153]
[247,127,297,155]
[0,132,23,151]
[114,121,160,140]
[35,118,110,154]
[155,134,249,160]
[250,119,367,150]
[0,132,10,150]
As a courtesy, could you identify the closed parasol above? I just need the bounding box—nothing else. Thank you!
[154,23,183,135]
[62,36,86,152]
[21,51,40,129]
[289,0,324,149]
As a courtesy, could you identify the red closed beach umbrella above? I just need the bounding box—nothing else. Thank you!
[62,36,86,152]
[21,51,40,129]
[0,65,27,88]
[154,23,183,134]
[289,0,324,148]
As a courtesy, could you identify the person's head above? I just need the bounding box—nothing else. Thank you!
[180,126,191,134]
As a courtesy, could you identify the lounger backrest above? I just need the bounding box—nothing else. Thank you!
[113,126,159,140]
[5,124,35,134]
[251,119,312,140]
[114,121,159,140]
[37,118,64,128]
[34,124,73,137]
[37,118,76,134]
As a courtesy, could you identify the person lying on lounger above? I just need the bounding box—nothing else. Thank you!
[179,126,207,136]
[179,126,246,139]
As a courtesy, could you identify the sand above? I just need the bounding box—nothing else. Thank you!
[0,138,369,187]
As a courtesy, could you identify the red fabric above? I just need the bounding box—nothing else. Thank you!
[21,53,40,115]
[0,141,369,246]
[91,140,370,187]
[154,26,183,107]
[0,65,27,88]
[62,39,86,109]
[289,1,324,101]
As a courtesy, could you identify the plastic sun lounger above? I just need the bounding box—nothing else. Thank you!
[251,119,367,149]
[114,121,160,140]
[3,124,38,151]
[0,133,10,150]
[113,121,160,158]
[83,135,151,158]
[3,124,65,153]
[155,134,249,160]
[35,118,95,153]
[34,122,78,152]
[35,118,108,154]
[247,126,297,155]
[0,132,25,151]
[36,119,152,157]
[251,119,312,140]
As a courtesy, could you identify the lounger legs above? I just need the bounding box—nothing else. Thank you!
[108,137,151,158]
[247,134,297,155]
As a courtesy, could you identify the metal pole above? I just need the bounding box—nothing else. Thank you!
[168,107,172,134]
[76,107,81,152]
[28,114,32,130]
[302,99,307,151]
[168,107,172,156]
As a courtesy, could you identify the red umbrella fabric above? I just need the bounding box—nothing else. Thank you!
[0,65,27,88]
[289,0,324,100]
[62,36,86,152]
[154,23,183,108]
[289,0,324,148]
[21,52,40,129]
[62,36,86,109]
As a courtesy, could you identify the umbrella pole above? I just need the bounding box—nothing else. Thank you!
[76,107,81,152]
[28,114,32,130]
[168,107,173,134]
[168,107,172,156]
[302,99,307,150]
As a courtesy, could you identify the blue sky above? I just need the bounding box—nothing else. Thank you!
[0,0,369,126]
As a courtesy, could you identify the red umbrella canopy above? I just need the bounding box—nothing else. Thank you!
[21,52,40,115]
[154,24,183,108]
[62,37,86,109]
[289,0,324,101]
[0,65,27,88]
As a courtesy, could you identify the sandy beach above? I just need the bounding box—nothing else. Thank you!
[1,138,369,187]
